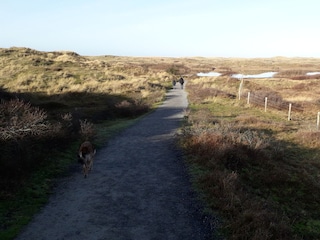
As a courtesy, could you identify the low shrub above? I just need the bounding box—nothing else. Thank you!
[0,98,81,196]
[180,122,297,239]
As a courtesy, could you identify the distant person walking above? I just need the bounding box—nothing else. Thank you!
[179,77,184,89]
[172,79,176,88]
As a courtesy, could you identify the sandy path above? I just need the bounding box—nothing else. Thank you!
[16,84,214,240]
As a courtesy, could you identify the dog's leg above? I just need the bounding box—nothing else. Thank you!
[83,164,87,178]
[89,159,93,171]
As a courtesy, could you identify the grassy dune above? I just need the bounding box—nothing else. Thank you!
[0,47,176,239]
[1,47,320,239]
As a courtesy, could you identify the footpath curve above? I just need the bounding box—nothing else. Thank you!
[16,83,213,240]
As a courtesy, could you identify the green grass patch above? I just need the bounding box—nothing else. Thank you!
[181,86,320,239]
[0,118,138,240]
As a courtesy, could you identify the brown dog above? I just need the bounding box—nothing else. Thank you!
[78,141,96,178]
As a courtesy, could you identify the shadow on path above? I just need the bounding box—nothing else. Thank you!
[16,86,217,240]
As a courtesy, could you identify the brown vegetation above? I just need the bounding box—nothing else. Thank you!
[179,58,320,239]
[0,47,178,199]
[2,47,320,239]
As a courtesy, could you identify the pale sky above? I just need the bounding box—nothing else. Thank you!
[1,0,319,57]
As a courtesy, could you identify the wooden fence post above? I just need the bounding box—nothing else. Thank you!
[288,103,292,121]
[247,92,250,105]
[264,97,268,112]
[238,78,244,100]
[317,112,320,131]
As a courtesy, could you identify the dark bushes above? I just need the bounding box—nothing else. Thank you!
[179,124,297,239]
[115,100,150,118]
[0,99,76,195]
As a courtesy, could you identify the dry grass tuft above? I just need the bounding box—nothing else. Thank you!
[179,58,320,239]
[295,130,320,148]
[79,119,95,141]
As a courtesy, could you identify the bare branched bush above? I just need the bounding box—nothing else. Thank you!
[79,119,95,140]
[0,99,51,140]
[58,112,73,134]
[239,130,270,150]
[61,112,72,122]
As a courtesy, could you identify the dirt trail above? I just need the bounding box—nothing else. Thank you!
[16,83,214,240]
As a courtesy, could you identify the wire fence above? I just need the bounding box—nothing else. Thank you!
[240,90,320,131]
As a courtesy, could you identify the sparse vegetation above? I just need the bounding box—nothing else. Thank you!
[179,65,320,239]
[2,47,320,239]
[0,47,177,239]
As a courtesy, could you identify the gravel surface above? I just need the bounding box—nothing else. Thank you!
[16,83,215,240]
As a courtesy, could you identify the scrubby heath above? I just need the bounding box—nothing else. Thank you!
[179,66,320,238]
[0,47,177,239]
[0,47,183,183]
[1,47,320,239]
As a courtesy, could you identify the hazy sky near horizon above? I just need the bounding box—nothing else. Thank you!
[1,0,319,57]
